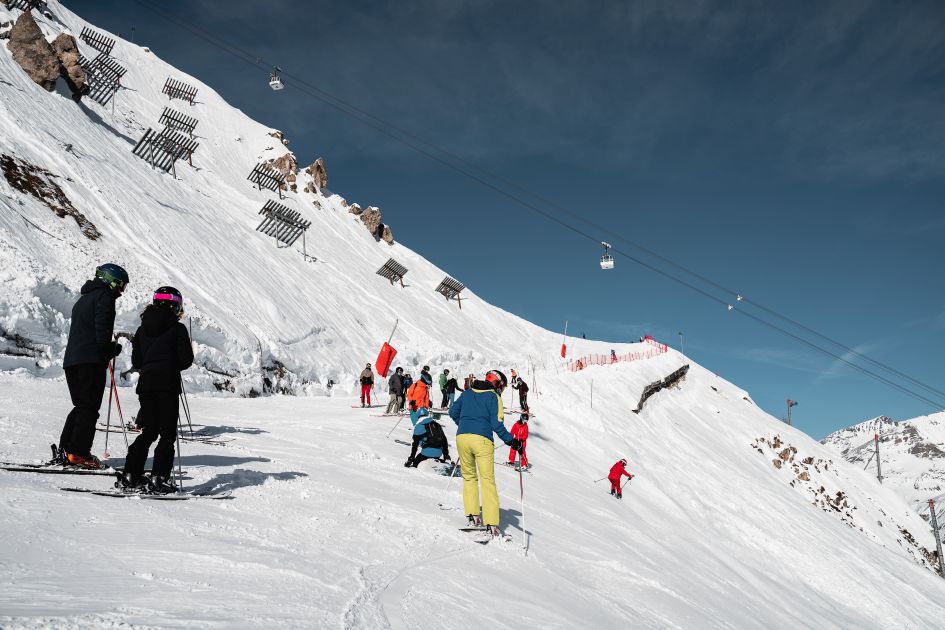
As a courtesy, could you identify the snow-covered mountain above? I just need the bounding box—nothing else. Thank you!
[2,3,945,628]
[822,412,945,514]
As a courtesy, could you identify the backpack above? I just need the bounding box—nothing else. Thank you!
[424,421,447,450]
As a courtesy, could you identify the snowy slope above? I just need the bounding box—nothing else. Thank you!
[0,2,626,397]
[2,3,945,629]
[823,412,945,513]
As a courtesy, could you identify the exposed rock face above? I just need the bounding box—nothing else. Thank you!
[267,153,298,193]
[268,131,290,147]
[50,33,87,99]
[360,206,382,236]
[305,157,328,190]
[7,12,60,91]
[348,202,363,215]
[381,224,394,245]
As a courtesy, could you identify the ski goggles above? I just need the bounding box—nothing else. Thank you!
[153,292,183,304]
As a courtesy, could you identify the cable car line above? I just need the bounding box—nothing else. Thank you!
[130,0,944,411]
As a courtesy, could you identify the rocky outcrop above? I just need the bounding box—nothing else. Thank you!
[1,154,101,239]
[347,202,363,215]
[7,12,59,91]
[305,157,328,190]
[360,206,382,235]
[50,33,87,99]
[268,130,290,147]
[267,153,298,193]
[380,225,394,245]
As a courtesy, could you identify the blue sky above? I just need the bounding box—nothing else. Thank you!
[68,0,945,438]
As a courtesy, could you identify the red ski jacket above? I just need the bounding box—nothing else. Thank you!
[608,461,631,481]
[511,420,528,441]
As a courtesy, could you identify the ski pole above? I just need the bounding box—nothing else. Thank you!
[593,476,608,483]
[179,375,195,437]
[109,361,130,450]
[103,360,115,458]
[175,404,185,494]
[386,415,406,439]
[519,454,527,551]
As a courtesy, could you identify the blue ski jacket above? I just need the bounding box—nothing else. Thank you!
[413,413,444,458]
[448,380,513,444]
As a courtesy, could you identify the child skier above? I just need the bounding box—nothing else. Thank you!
[507,412,529,470]
[57,263,129,469]
[120,287,193,493]
[448,370,522,537]
[404,410,451,467]
[608,458,634,499]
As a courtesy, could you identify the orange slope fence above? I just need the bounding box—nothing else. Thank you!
[568,338,669,372]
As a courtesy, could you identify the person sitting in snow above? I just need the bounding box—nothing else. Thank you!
[406,371,432,426]
[404,409,451,468]
[507,412,529,470]
[608,458,634,499]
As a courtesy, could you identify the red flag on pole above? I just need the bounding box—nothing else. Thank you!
[560,343,567,358]
[375,342,397,377]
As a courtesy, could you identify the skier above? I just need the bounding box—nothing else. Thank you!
[438,369,450,408]
[444,373,464,409]
[610,349,617,363]
[385,367,404,414]
[359,363,374,407]
[57,263,129,469]
[448,370,522,537]
[406,371,432,426]
[463,373,475,391]
[120,287,194,492]
[608,458,634,499]
[507,412,529,470]
[404,409,451,467]
[510,369,529,411]
[400,373,413,411]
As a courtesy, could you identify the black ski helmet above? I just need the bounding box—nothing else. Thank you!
[95,263,129,293]
[152,286,183,315]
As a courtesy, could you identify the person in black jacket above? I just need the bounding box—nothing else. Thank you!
[385,367,404,414]
[57,263,129,469]
[120,287,194,493]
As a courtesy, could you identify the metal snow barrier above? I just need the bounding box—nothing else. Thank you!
[434,276,465,309]
[5,0,32,11]
[159,107,199,136]
[247,163,287,199]
[162,78,198,105]
[79,26,116,56]
[78,53,126,106]
[132,127,199,177]
[376,258,408,287]
[633,365,690,414]
[255,200,310,247]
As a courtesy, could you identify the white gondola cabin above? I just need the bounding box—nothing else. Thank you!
[600,242,614,270]
[269,67,284,91]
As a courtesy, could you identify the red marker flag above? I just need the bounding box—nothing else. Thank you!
[375,342,397,378]
[560,343,567,358]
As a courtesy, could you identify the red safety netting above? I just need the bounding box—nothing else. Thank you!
[567,338,668,372]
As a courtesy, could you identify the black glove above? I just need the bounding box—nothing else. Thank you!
[109,341,122,357]
[509,438,523,453]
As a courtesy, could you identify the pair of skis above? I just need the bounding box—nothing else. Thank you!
[61,486,232,501]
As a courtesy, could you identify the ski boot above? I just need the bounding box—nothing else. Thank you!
[486,525,502,538]
[116,471,148,492]
[466,514,483,528]
[148,475,178,495]
[48,444,68,466]
[66,453,104,469]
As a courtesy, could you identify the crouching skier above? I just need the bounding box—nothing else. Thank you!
[119,287,193,493]
[404,410,451,467]
[449,370,522,538]
[608,458,634,499]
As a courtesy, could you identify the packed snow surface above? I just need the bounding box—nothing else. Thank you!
[2,3,945,628]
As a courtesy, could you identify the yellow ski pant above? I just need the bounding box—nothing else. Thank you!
[456,433,501,526]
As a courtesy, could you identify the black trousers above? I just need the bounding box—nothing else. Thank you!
[60,363,108,455]
[519,390,528,410]
[440,389,449,408]
[124,394,179,478]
